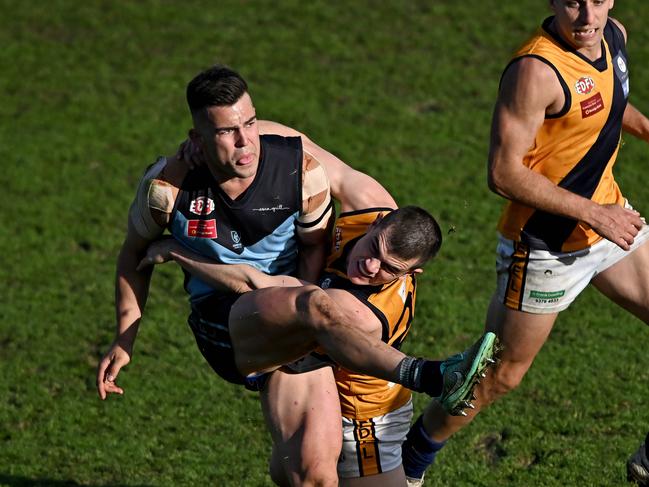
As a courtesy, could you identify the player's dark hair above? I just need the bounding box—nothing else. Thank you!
[376,206,442,268]
[186,64,248,113]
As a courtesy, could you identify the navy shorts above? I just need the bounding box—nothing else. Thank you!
[188,293,268,391]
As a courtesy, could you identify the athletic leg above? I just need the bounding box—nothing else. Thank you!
[229,285,405,381]
[403,293,557,479]
[230,285,496,408]
[261,367,341,487]
[591,241,649,324]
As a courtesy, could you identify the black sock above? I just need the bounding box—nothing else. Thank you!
[398,357,443,396]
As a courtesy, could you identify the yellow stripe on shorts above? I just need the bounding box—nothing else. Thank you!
[504,241,530,311]
[353,418,382,476]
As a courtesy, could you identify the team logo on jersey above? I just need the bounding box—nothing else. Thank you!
[320,277,332,289]
[617,56,627,73]
[187,219,217,238]
[189,196,215,215]
[230,230,242,249]
[580,92,605,118]
[575,76,595,95]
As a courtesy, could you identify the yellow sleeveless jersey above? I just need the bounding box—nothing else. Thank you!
[318,208,416,420]
[498,17,629,252]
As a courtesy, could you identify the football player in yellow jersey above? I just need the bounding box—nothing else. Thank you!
[137,121,498,486]
[401,1,649,485]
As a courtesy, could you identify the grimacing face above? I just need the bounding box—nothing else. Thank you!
[550,0,614,59]
[345,220,422,286]
[191,92,261,182]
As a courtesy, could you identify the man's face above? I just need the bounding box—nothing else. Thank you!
[346,222,422,286]
[550,0,614,57]
[192,92,260,181]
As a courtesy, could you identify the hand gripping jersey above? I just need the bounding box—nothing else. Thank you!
[498,17,629,252]
[318,209,416,420]
[170,135,304,303]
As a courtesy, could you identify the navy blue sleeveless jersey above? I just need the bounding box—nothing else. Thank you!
[169,134,303,302]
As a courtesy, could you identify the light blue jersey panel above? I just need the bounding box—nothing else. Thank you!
[171,211,300,302]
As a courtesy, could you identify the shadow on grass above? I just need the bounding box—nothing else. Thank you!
[0,476,153,487]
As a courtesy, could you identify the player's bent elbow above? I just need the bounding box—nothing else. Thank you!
[487,169,510,198]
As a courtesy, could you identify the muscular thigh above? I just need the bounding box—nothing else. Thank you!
[592,239,649,324]
[261,368,342,484]
[229,286,320,376]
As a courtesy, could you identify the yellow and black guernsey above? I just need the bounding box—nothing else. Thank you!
[318,208,416,420]
[498,17,629,252]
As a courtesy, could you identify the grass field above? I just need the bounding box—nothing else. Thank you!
[2,1,649,485]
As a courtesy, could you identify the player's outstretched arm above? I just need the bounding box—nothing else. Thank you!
[137,237,306,293]
[97,158,181,400]
[97,221,156,400]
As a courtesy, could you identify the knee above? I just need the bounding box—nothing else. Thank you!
[299,462,338,487]
[271,457,338,487]
[294,286,337,332]
[482,362,527,403]
[270,435,339,487]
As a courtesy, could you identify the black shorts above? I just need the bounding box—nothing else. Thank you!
[188,293,268,391]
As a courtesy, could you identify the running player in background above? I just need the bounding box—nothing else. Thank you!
[402,2,649,485]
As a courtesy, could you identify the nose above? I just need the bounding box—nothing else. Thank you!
[234,128,247,148]
[579,3,596,25]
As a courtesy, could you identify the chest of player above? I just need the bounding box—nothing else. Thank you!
[170,135,304,257]
[556,47,628,129]
[172,186,298,254]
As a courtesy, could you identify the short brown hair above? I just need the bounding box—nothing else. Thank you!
[376,206,442,268]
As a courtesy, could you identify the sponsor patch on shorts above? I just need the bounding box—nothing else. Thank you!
[529,290,565,303]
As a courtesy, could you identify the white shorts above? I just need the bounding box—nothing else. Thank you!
[337,398,413,478]
[496,221,649,313]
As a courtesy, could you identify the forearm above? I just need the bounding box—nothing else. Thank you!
[623,103,649,142]
[297,240,328,283]
[489,153,600,225]
[169,247,304,292]
[114,243,153,352]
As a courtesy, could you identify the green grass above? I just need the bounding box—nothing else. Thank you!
[2,1,649,485]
